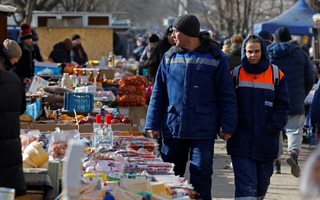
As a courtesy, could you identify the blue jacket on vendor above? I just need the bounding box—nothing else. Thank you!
[145,33,237,139]
[227,35,290,161]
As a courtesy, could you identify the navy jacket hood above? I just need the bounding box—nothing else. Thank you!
[241,34,270,74]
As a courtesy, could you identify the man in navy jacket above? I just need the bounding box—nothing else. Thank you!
[145,14,237,200]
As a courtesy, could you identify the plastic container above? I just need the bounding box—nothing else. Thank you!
[0,187,15,200]
[64,92,94,112]
[23,141,49,167]
[61,73,73,89]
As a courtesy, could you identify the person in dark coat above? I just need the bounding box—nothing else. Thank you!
[267,27,314,178]
[146,14,237,200]
[71,34,88,65]
[146,25,175,83]
[49,38,73,63]
[0,41,27,197]
[132,36,147,61]
[226,34,243,71]
[31,29,43,62]
[13,23,35,85]
[227,34,290,199]
[2,39,22,71]
[113,32,128,59]
[139,34,160,63]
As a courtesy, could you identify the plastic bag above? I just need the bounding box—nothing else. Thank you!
[48,128,80,161]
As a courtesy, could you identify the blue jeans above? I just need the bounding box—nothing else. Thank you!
[161,138,214,200]
[285,115,305,154]
[231,156,273,199]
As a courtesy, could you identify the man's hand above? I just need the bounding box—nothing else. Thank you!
[147,130,160,139]
[219,132,232,141]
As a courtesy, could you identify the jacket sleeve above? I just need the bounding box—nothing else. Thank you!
[214,55,238,134]
[304,53,315,96]
[266,74,290,135]
[311,87,320,128]
[71,46,88,65]
[145,55,168,130]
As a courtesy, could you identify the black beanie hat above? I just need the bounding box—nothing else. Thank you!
[149,34,159,43]
[258,30,272,40]
[165,25,173,35]
[275,27,292,42]
[71,34,80,41]
[173,14,200,37]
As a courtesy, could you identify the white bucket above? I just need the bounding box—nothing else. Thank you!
[0,187,15,200]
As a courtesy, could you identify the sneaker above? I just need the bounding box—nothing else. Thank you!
[273,159,281,174]
[286,152,300,177]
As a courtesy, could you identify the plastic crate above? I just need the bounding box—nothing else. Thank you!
[64,92,94,112]
[34,62,61,75]
[34,66,61,75]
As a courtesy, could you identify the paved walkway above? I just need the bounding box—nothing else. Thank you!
[185,138,317,200]
[212,139,316,200]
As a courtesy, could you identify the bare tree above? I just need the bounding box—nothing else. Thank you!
[305,0,320,13]
[9,0,61,25]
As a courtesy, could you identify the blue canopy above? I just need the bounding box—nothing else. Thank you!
[253,0,318,36]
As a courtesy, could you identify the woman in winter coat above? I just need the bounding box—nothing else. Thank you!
[226,34,243,71]
[0,41,27,197]
[227,34,290,199]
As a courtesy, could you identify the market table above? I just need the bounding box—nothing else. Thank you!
[23,168,53,200]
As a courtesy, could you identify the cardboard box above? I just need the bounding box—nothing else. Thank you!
[112,124,132,131]
[78,123,93,133]
[29,121,78,132]
[118,106,148,131]
[99,68,115,79]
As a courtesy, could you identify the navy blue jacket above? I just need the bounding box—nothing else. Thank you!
[227,35,290,161]
[267,42,314,115]
[145,35,237,139]
[71,43,88,65]
[311,84,320,128]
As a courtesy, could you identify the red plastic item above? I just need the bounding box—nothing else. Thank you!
[105,114,112,124]
[96,113,102,123]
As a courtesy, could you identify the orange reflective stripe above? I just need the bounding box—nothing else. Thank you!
[238,65,280,91]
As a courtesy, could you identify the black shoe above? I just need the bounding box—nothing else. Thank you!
[286,152,300,177]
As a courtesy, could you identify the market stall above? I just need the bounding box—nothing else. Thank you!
[18,55,198,199]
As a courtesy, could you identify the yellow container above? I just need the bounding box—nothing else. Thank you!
[24,141,49,167]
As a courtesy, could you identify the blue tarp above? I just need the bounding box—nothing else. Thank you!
[253,0,318,36]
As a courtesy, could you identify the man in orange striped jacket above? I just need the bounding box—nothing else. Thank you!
[227,34,290,199]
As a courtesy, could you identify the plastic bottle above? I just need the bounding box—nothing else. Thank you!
[88,70,95,83]
[103,114,113,150]
[92,113,102,150]
[108,51,116,68]
[96,70,103,87]
[61,73,73,89]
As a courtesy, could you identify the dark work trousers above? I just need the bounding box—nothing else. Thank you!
[231,155,273,199]
[161,138,214,200]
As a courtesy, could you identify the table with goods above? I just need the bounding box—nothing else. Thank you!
[18,57,198,200]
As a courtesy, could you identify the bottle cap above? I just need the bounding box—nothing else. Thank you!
[105,114,112,124]
[96,113,102,123]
